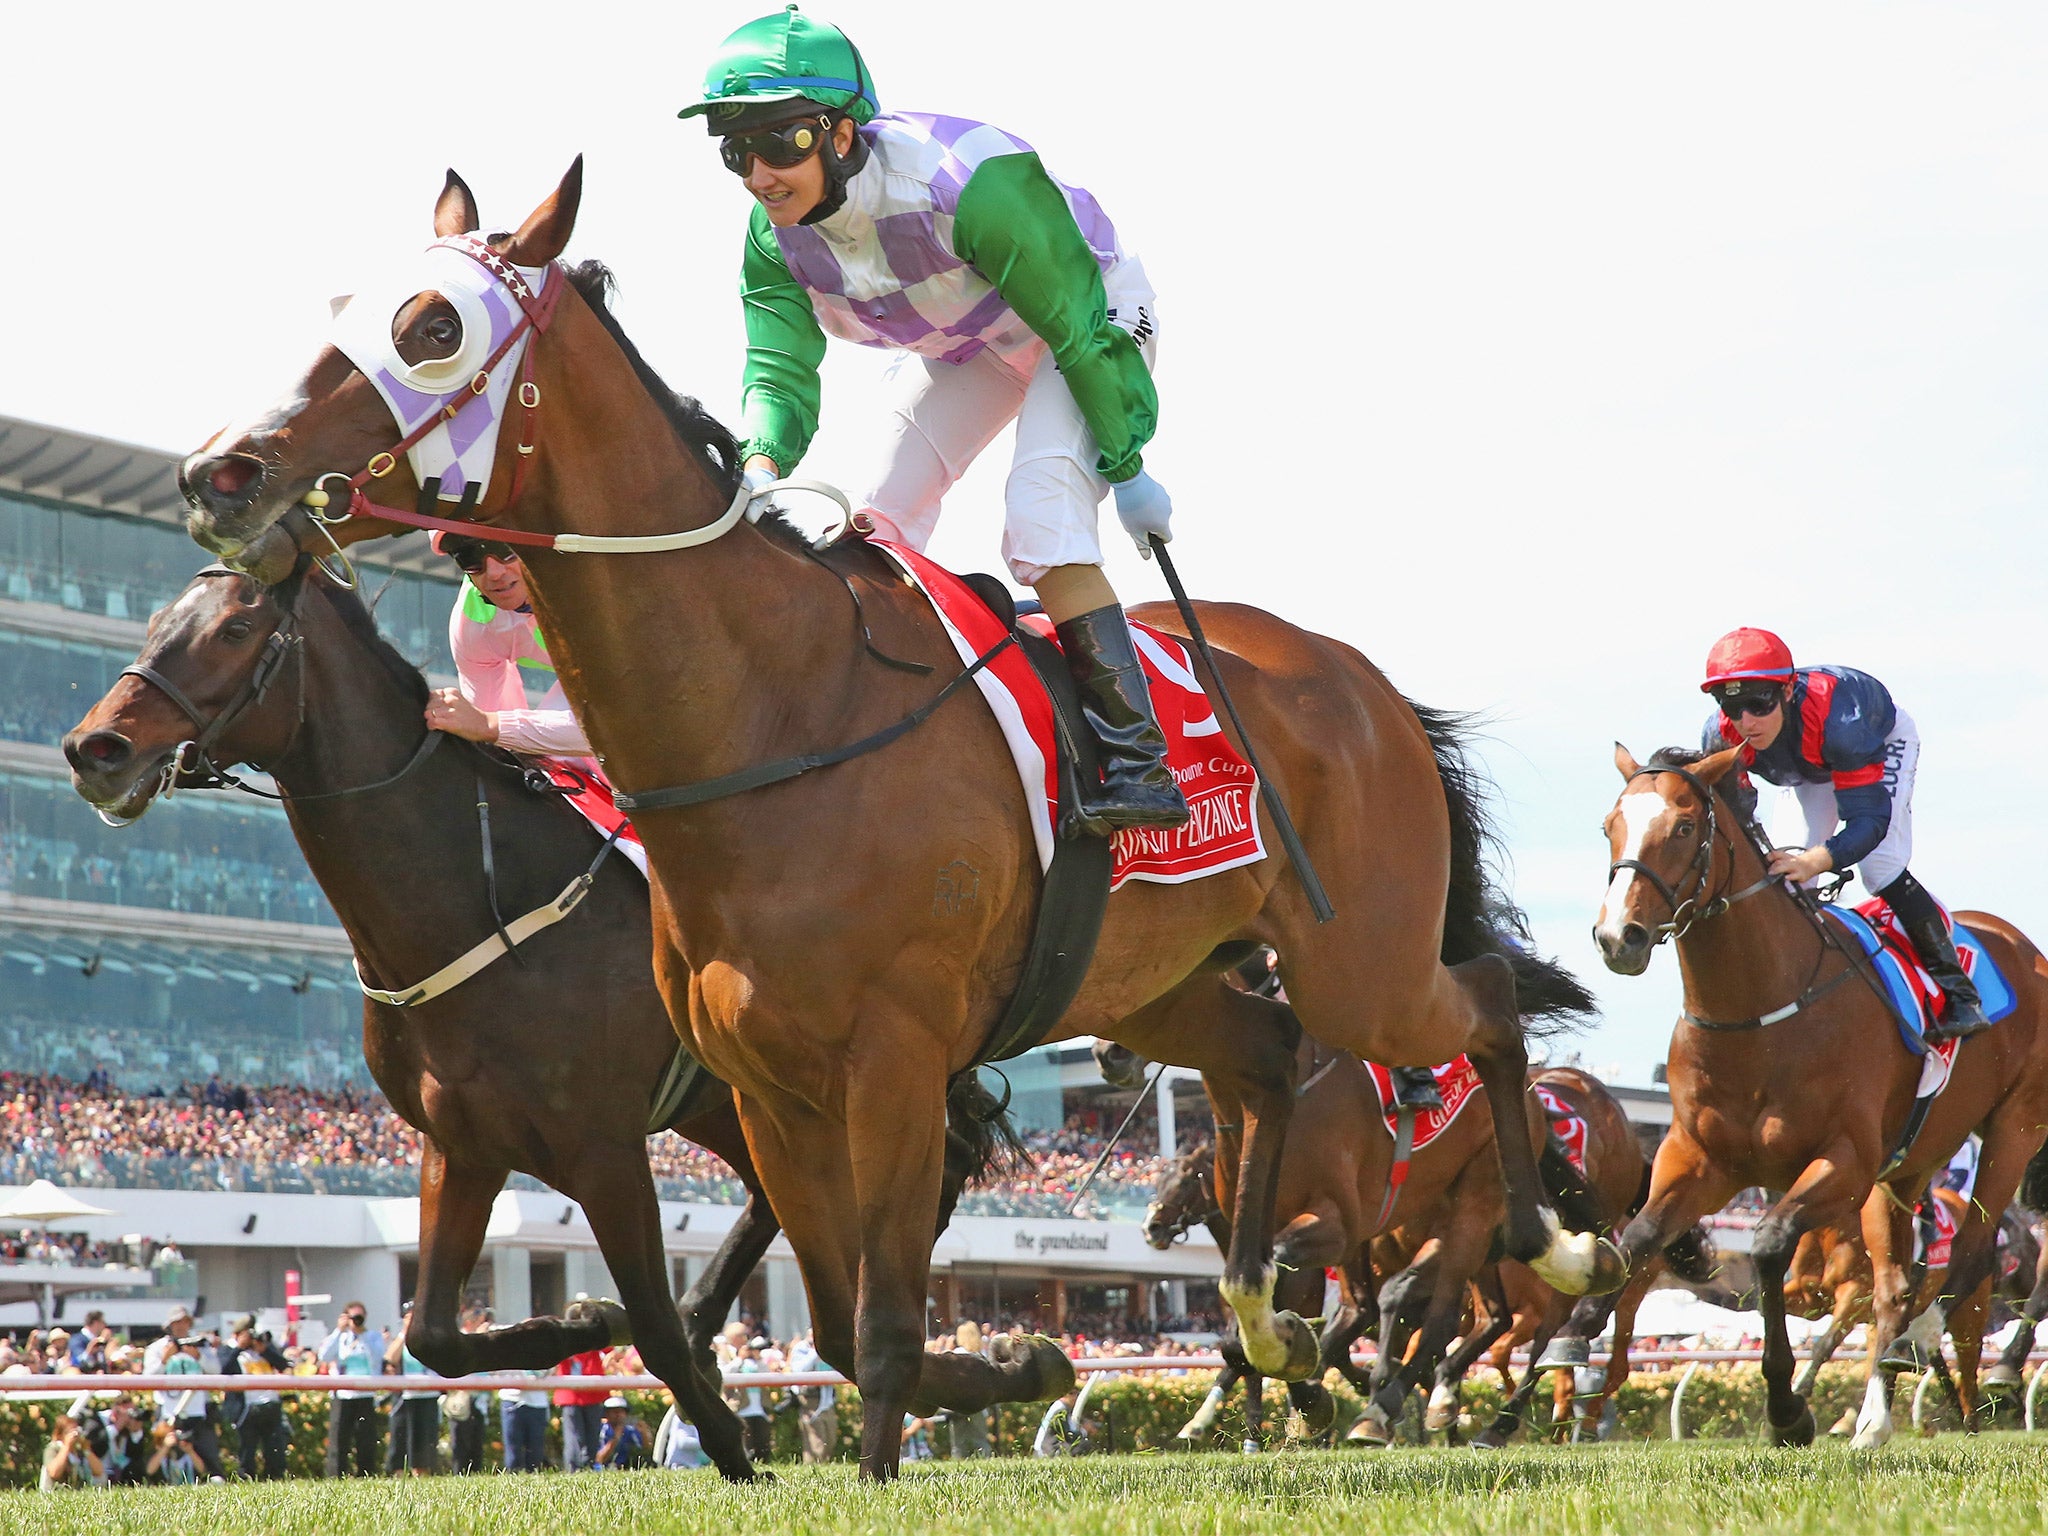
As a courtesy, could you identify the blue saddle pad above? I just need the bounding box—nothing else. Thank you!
[1825,908,2018,1056]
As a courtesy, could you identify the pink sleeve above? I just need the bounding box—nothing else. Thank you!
[492,708,593,757]
[451,614,531,717]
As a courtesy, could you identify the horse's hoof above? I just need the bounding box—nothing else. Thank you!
[1534,1336,1591,1372]
[1469,1430,1508,1451]
[565,1296,632,1347]
[1346,1405,1393,1447]
[990,1332,1076,1400]
[1769,1403,1817,1448]
[1982,1363,2026,1393]
[1171,1434,1201,1453]
[1425,1384,1459,1433]
[1292,1385,1336,1438]
[1828,1408,1859,1437]
[1879,1308,1946,1375]
[1528,1221,1630,1297]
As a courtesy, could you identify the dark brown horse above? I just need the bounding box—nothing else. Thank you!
[60,558,1007,1479]
[179,164,1622,1477]
[1560,743,2048,1448]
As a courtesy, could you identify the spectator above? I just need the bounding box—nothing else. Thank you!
[594,1395,650,1469]
[316,1302,384,1477]
[727,1337,772,1466]
[444,1307,493,1475]
[498,1369,552,1473]
[653,1400,711,1470]
[143,1307,225,1480]
[228,1314,290,1481]
[66,1311,111,1372]
[39,1397,106,1490]
[99,1395,153,1486]
[554,1344,608,1471]
[383,1316,441,1477]
[901,1412,936,1463]
[945,1322,994,1458]
[786,1330,837,1465]
[145,1417,205,1485]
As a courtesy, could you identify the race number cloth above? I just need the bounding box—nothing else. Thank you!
[1827,898,2016,1051]
[1363,1056,1485,1154]
[1533,1082,1590,1177]
[535,760,647,878]
[869,539,1266,889]
[1916,1197,1958,1269]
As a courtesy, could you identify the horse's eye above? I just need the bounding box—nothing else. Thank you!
[425,314,460,348]
[1676,820,1695,838]
[222,618,253,641]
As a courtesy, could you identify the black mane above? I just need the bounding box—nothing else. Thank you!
[564,261,813,553]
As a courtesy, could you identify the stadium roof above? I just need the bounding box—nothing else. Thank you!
[0,412,445,575]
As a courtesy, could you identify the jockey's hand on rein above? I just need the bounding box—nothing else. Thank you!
[1112,471,1174,558]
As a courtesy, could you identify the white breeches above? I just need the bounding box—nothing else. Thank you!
[858,260,1158,586]
[1773,708,1920,894]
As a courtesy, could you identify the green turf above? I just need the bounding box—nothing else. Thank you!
[9,1439,2048,1535]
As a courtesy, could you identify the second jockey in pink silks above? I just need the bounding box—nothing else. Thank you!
[680,6,1190,840]
[422,532,647,876]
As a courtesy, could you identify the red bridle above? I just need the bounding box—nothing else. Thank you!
[304,235,568,549]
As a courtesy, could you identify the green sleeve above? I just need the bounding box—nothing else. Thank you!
[951,152,1157,482]
[738,205,828,472]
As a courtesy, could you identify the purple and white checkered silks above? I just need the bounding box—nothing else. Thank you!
[330,242,552,503]
[774,113,1127,368]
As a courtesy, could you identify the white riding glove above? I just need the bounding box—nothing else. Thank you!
[1111,471,1173,558]
[741,462,779,518]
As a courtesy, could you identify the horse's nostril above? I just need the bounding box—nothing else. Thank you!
[1621,923,1649,951]
[69,731,133,772]
[208,456,262,498]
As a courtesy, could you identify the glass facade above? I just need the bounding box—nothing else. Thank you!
[0,625,139,750]
[0,769,335,926]
[0,491,195,622]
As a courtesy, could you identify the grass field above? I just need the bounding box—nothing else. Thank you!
[8,1438,2048,1536]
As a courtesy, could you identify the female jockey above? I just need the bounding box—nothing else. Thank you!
[1699,627,1987,1040]
[423,532,646,874]
[679,6,1188,838]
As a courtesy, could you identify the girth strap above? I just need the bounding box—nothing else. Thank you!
[1374,1106,1418,1232]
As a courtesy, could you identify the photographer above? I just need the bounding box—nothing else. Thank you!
[100,1395,153,1486]
[228,1315,289,1480]
[316,1302,385,1477]
[593,1395,650,1470]
[142,1308,225,1481]
[146,1417,204,1485]
[39,1399,106,1490]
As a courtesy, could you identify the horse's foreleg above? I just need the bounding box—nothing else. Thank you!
[1753,1154,1861,1447]
[671,1096,782,1371]
[1428,1267,1513,1434]
[1948,1277,1991,1429]
[1176,1341,1246,1445]
[1593,1256,1658,1437]
[1121,979,1310,1380]
[1986,1231,2048,1392]
[575,1145,757,1481]
[1546,1128,1730,1364]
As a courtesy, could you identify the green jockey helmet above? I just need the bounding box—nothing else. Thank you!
[679,6,879,133]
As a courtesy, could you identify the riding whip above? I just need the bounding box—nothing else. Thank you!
[1066,1060,1167,1216]
[1147,535,1336,923]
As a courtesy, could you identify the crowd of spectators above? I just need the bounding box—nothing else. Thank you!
[0,1073,1185,1216]
[14,1302,1233,1487]
[0,829,329,927]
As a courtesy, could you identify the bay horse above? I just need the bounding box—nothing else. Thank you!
[179,162,1622,1477]
[1785,1189,2042,1431]
[62,556,1016,1479]
[1560,743,2048,1448]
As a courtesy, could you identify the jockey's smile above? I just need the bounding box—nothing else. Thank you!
[470,552,531,612]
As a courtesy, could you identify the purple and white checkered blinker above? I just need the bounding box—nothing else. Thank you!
[330,242,551,504]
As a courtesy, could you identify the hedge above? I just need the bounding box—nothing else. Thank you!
[0,1361,2010,1487]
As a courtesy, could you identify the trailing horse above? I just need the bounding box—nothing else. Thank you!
[179,163,1624,1478]
[1564,743,2048,1448]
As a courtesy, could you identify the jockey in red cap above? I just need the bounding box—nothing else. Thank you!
[1699,628,1987,1039]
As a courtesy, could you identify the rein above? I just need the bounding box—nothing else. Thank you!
[1617,763,1890,1031]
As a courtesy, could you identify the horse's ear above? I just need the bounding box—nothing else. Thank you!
[434,170,480,237]
[499,156,583,268]
[1613,742,1642,779]
[1694,745,1745,785]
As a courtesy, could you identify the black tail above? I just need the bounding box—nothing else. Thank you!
[1410,700,1598,1036]
[943,1069,1031,1193]
[2022,1138,2048,1214]
[1660,1223,1719,1285]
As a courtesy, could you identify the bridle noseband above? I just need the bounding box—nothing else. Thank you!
[1607,764,1771,943]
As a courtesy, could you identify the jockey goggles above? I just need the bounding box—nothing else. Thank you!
[1717,688,1783,720]
[443,538,520,573]
[720,116,831,175]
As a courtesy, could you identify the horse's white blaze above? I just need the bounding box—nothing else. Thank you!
[1849,1373,1894,1449]
[1595,790,1669,945]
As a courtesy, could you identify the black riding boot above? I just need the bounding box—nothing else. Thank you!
[1054,605,1191,839]
[1882,871,1991,1041]
[1389,1066,1443,1111]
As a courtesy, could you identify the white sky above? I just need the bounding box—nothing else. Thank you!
[4,3,2044,1083]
